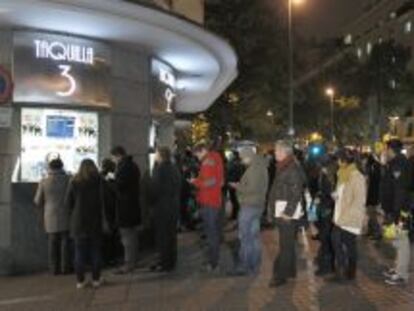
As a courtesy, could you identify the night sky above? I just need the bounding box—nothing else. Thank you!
[296,0,365,39]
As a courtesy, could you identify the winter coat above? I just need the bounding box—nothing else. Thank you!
[227,158,245,183]
[150,161,182,222]
[65,176,110,239]
[268,157,306,218]
[34,170,71,233]
[366,158,381,206]
[114,156,141,228]
[380,154,412,222]
[334,167,366,235]
[236,155,269,207]
[192,151,224,208]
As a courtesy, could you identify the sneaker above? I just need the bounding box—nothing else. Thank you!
[92,278,105,289]
[383,268,397,279]
[385,275,407,286]
[76,281,88,290]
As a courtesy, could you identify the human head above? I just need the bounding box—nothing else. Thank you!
[111,146,127,164]
[386,139,403,160]
[274,140,294,162]
[156,146,172,163]
[75,159,99,181]
[337,149,356,168]
[239,148,255,166]
[101,158,116,174]
[193,142,209,161]
[48,158,64,171]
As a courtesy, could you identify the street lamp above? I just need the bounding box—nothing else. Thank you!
[325,87,335,142]
[288,0,305,138]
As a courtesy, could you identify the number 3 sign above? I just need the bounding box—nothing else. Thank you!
[0,65,13,104]
[57,65,76,97]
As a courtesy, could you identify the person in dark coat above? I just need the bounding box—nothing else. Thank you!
[111,146,141,274]
[314,158,336,276]
[380,140,411,224]
[227,151,245,220]
[268,141,306,287]
[34,159,71,275]
[365,154,382,240]
[150,147,181,272]
[65,159,110,289]
[100,158,121,266]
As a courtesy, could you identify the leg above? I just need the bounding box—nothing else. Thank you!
[248,208,263,274]
[273,221,297,281]
[395,232,410,282]
[74,239,88,283]
[60,232,70,273]
[342,230,357,279]
[201,207,221,268]
[317,220,334,273]
[48,233,60,274]
[332,226,347,279]
[237,207,252,273]
[120,227,138,271]
[90,238,103,282]
[229,189,240,220]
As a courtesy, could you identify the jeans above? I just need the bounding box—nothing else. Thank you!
[201,206,221,267]
[273,220,297,280]
[393,231,411,281]
[120,227,139,270]
[332,226,357,278]
[48,232,70,274]
[74,238,102,283]
[237,206,263,274]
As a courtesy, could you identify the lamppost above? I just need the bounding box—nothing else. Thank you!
[288,0,305,138]
[325,87,335,143]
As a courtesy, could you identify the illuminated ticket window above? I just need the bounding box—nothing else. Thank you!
[20,108,99,182]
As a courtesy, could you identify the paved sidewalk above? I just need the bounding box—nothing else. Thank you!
[0,228,413,311]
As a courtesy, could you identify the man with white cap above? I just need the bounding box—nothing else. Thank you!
[228,147,269,276]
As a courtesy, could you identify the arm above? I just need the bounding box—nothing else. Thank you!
[34,181,45,208]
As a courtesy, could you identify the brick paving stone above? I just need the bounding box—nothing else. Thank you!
[0,228,413,311]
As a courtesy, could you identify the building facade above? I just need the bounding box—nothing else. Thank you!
[0,0,237,274]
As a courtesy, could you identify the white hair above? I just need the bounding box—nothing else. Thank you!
[275,140,294,156]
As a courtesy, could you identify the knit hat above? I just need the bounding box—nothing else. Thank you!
[387,139,403,154]
[239,147,255,161]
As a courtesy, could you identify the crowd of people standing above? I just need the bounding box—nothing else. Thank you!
[33,138,413,289]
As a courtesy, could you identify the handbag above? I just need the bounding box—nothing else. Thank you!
[275,200,303,220]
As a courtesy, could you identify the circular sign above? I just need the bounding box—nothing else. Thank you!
[0,65,13,104]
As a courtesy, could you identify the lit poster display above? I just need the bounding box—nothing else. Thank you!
[21,108,99,182]
[13,31,111,107]
[151,59,177,115]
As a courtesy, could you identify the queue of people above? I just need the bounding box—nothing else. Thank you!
[33,138,413,290]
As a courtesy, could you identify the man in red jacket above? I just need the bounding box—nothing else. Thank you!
[192,143,224,272]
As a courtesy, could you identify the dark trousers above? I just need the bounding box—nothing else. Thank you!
[316,219,334,272]
[156,216,178,270]
[229,188,240,220]
[48,232,70,274]
[332,226,357,278]
[201,206,221,267]
[366,205,381,238]
[273,221,297,280]
[74,238,102,283]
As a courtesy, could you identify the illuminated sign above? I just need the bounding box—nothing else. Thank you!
[13,31,111,107]
[0,65,13,103]
[152,59,177,114]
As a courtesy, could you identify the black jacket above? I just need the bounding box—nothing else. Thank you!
[114,156,141,228]
[366,158,381,206]
[150,161,181,220]
[66,176,110,239]
[381,154,411,222]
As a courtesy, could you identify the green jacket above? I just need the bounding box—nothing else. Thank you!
[236,155,269,207]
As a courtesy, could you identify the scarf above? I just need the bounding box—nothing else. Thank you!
[337,163,357,186]
[277,155,295,171]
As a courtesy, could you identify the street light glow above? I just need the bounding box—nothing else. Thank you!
[325,88,334,97]
[292,0,305,6]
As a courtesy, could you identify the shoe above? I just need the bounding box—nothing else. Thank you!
[76,281,88,289]
[269,279,287,288]
[385,275,407,286]
[92,278,104,289]
[383,268,397,279]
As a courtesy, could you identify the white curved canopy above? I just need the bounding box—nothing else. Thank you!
[0,0,238,113]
